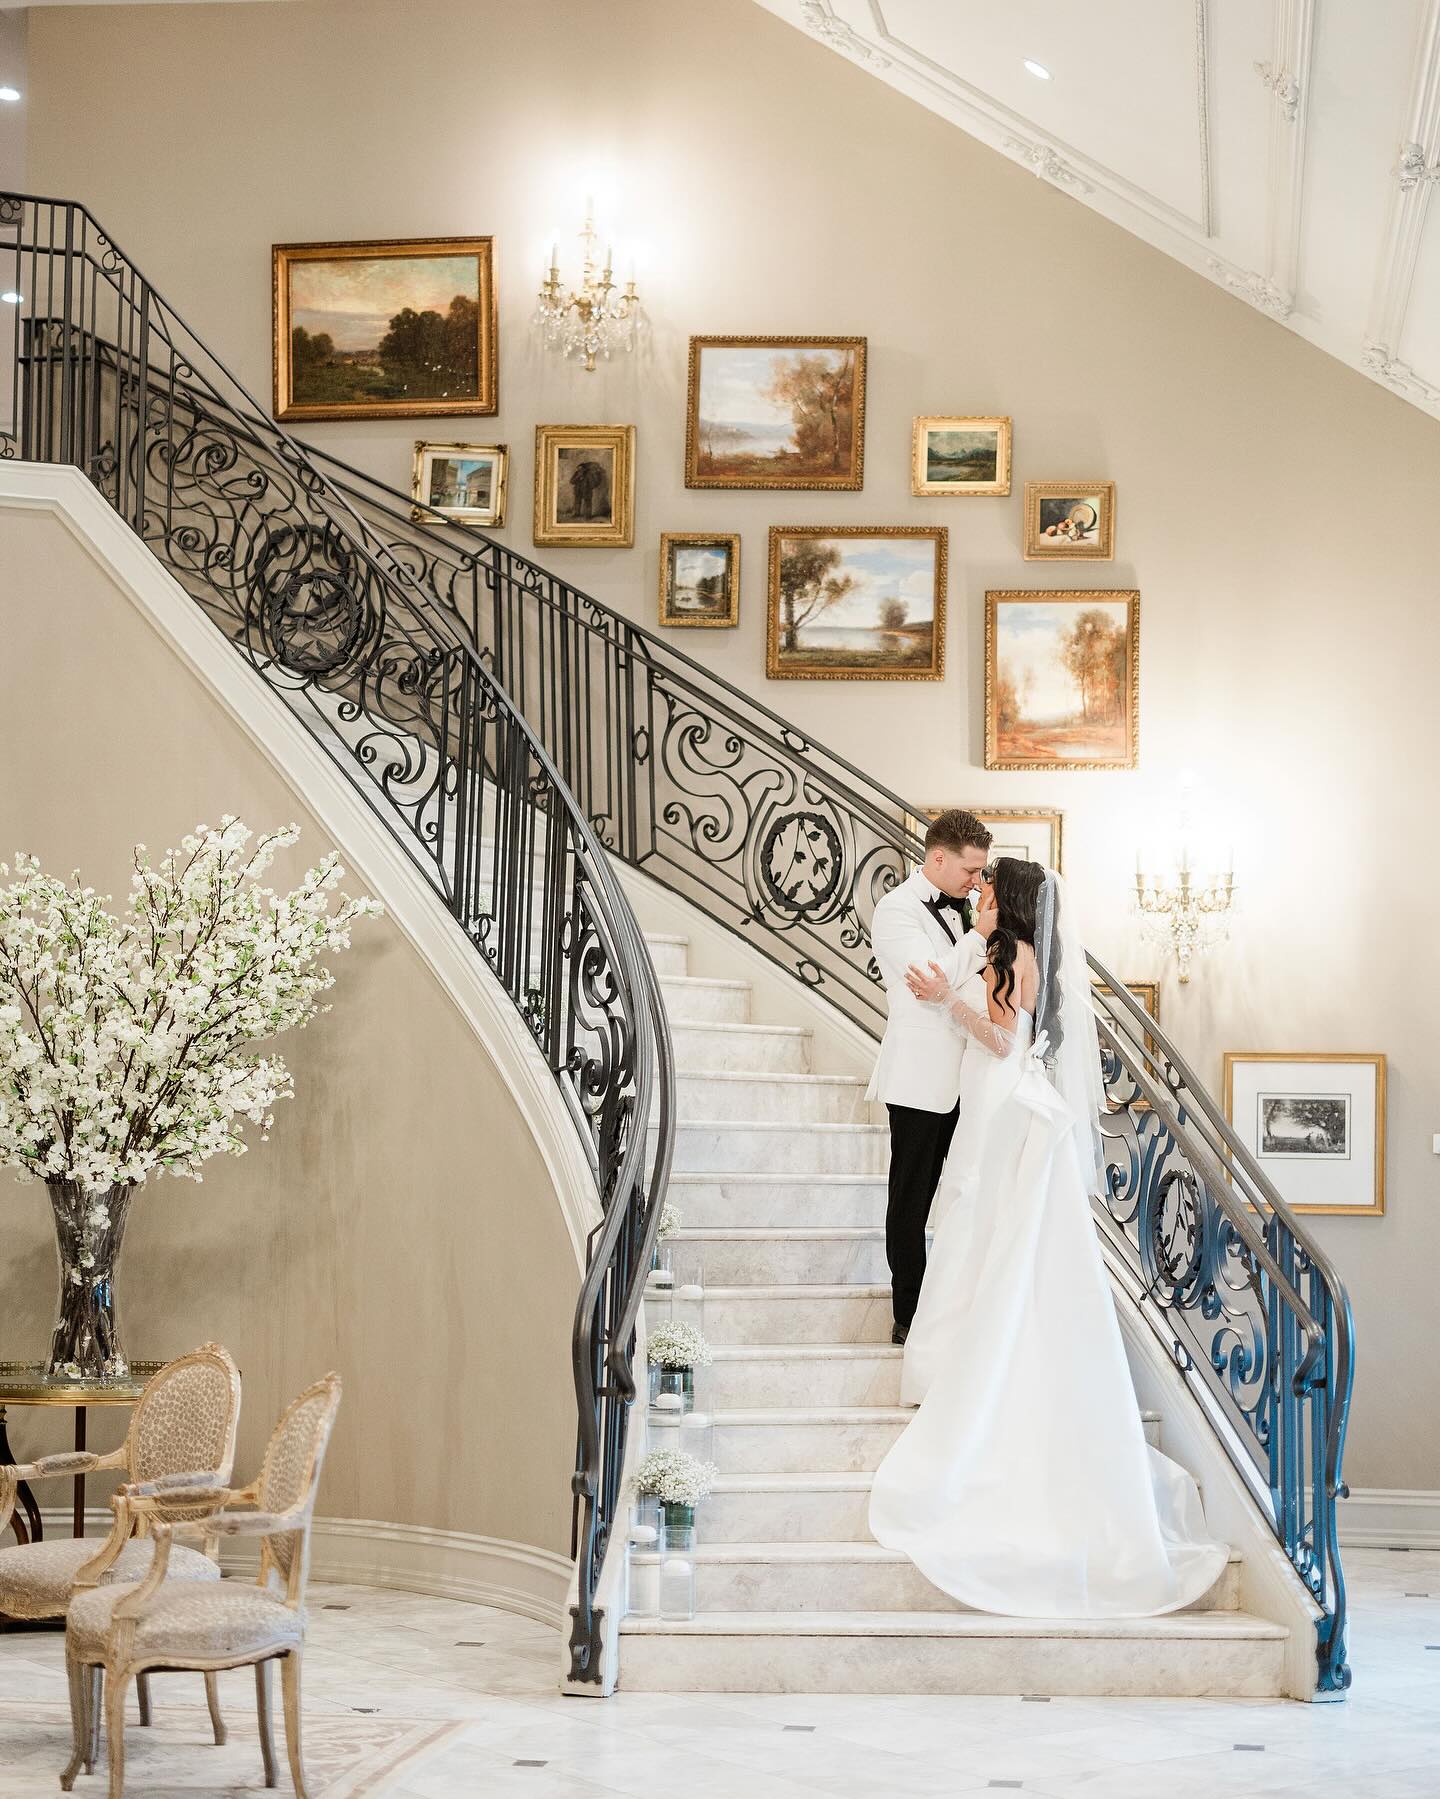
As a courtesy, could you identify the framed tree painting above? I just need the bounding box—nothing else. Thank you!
[533,425,635,548]
[768,526,945,680]
[686,335,866,489]
[912,416,1012,497]
[1224,1053,1386,1215]
[411,441,507,527]
[985,590,1139,770]
[1024,481,1116,559]
[659,533,740,627]
[273,236,498,421]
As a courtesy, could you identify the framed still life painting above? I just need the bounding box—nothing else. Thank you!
[768,526,945,681]
[411,441,507,527]
[985,590,1139,770]
[686,335,866,490]
[273,236,498,422]
[659,533,740,627]
[1224,1053,1386,1215]
[912,416,1012,497]
[1024,481,1116,560]
[533,425,635,548]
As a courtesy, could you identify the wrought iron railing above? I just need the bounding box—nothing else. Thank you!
[0,191,1355,1693]
[0,193,674,1684]
[265,441,1355,1694]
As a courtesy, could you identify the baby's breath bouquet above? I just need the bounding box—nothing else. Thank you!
[633,1447,718,1515]
[646,1320,712,1370]
[0,819,379,1379]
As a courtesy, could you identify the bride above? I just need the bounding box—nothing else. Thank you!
[867,857,1228,1618]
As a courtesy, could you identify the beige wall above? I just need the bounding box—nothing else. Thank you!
[19,0,1440,1491]
[0,505,578,1554]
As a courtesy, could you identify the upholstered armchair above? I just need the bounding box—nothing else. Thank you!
[63,1371,342,1799]
[0,1343,241,1738]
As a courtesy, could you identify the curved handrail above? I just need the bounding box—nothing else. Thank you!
[281,437,1356,1695]
[0,191,673,1684]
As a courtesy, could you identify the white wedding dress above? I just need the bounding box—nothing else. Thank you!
[868,889,1228,1618]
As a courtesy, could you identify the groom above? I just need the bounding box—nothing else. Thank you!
[866,809,993,1345]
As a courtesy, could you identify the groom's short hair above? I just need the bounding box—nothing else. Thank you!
[924,809,992,856]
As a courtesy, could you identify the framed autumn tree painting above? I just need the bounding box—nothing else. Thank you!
[767,526,945,679]
[686,336,866,489]
[985,590,1139,769]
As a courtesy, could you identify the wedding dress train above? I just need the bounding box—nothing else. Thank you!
[868,959,1229,1619]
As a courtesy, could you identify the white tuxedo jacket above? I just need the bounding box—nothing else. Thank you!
[866,868,988,1112]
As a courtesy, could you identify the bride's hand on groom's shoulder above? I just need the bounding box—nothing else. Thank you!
[905,961,952,1004]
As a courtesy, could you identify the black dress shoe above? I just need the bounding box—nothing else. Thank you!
[891,1323,909,1346]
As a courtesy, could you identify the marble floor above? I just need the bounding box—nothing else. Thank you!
[0,1549,1435,1797]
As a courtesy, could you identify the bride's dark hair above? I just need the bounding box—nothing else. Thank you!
[987,857,1045,1012]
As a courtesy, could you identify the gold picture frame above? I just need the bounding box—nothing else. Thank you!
[912,416,1012,497]
[686,335,866,490]
[411,441,507,528]
[272,236,498,422]
[1024,481,1116,560]
[985,590,1140,770]
[768,526,946,681]
[533,425,635,548]
[902,806,1064,874]
[1223,1053,1387,1216]
[659,533,740,628]
[1092,978,1160,1054]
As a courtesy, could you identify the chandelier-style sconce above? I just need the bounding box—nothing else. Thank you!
[1134,842,1236,984]
[532,203,643,372]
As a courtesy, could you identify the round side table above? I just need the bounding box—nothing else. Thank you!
[0,1362,162,1544]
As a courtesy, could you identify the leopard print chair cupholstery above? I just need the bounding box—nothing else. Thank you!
[0,1344,242,1742]
[63,1371,342,1799]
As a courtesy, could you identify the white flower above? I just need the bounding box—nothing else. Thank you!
[646,1321,712,1369]
[632,1448,717,1507]
[655,1203,682,1243]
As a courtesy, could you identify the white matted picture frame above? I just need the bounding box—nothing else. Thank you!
[411,441,507,527]
[902,806,1064,874]
[1223,1053,1386,1216]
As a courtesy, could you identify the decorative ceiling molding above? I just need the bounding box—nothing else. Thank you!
[1254,60,1302,124]
[1001,135,1094,196]
[1258,0,1316,312]
[1364,0,1440,401]
[1206,259,1293,319]
[798,0,891,68]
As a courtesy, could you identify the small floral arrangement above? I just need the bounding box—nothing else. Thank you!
[633,1447,718,1508]
[646,1320,712,1370]
[655,1202,682,1242]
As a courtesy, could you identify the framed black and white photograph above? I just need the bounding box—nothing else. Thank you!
[1224,1053,1386,1216]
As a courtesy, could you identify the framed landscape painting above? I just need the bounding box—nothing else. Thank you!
[1224,1053,1386,1215]
[903,806,1064,873]
[533,425,635,548]
[912,416,1012,497]
[273,236,497,421]
[659,532,740,628]
[768,527,945,680]
[1024,481,1116,560]
[985,590,1139,770]
[411,441,507,527]
[687,335,866,490]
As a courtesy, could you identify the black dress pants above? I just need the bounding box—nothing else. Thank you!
[885,1100,960,1328]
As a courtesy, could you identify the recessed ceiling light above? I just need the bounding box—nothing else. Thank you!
[0,87,21,104]
[1023,59,1052,81]
[1,292,22,305]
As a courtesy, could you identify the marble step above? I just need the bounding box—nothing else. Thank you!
[672,1072,871,1126]
[666,1173,888,1230]
[702,1284,894,1345]
[709,1344,901,1409]
[704,1473,876,1544]
[655,1122,888,1175]
[618,1609,1289,1697]
[712,1406,912,1473]
[676,1227,892,1287]
[659,975,752,1024]
[643,933,690,977]
[659,1542,1242,1618]
[669,1020,814,1075]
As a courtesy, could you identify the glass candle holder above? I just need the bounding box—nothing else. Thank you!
[649,1362,695,1414]
[659,1509,697,1621]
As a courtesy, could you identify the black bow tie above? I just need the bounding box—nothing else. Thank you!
[931,892,968,912]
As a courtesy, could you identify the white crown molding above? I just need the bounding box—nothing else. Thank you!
[1000,134,1094,195]
[1364,0,1440,403]
[798,0,890,67]
[1254,0,1315,314]
[1206,257,1293,318]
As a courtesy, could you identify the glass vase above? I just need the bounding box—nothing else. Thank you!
[649,1363,695,1415]
[627,1491,662,1618]
[659,1508,697,1621]
[45,1178,135,1381]
[647,1238,674,1292]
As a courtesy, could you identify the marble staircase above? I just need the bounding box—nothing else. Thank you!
[620,931,1290,1698]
